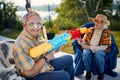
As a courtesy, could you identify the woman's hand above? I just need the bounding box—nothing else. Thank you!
[76,37,82,43]
[82,44,90,49]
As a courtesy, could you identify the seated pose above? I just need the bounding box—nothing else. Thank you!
[73,22,118,78]
[12,10,74,80]
[76,14,112,80]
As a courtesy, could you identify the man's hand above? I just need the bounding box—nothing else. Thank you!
[56,45,64,52]
[45,45,64,60]
[45,51,56,60]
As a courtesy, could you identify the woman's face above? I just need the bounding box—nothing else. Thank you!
[24,15,43,37]
[94,19,103,30]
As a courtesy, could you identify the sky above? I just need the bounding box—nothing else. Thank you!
[5,0,62,6]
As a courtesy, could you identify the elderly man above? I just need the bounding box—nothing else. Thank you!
[13,10,74,80]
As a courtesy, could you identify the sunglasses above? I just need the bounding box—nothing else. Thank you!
[26,20,43,29]
[94,19,103,24]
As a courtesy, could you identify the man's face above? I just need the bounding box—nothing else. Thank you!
[24,15,43,37]
[94,19,103,30]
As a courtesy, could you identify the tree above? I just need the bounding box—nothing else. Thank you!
[55,0,114,29]
[0,1,22,30]
[84,0,113,19]
[54,0,86,29]
[113,0,120,21]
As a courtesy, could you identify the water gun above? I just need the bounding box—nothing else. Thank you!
[30,27,88,58]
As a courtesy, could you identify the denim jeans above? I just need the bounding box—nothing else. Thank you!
[83,49,106,74]
[25,55,74,80]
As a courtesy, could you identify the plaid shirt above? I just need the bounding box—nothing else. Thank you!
[13,29,51,76]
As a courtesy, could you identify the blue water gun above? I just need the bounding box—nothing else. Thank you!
[30,27,88,58]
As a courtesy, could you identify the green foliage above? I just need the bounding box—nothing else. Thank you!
[44,20,54,28]
[55,0,87,29]
[54,17,79,30]
[0,1,22,30]
[47,27,58,34]
[109,21,120,31]
[85,0,113,17]
[111,31,120,57]
[44,20,59,34]
[0,29,21,39]
[0,8,4,29]
[54,0,117,29]
[15,17,23,30]
[54,0,120,32]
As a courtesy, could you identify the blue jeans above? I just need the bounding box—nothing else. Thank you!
[83,49,106,74]
[25,55,74,80]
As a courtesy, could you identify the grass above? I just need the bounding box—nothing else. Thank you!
[62,30,120,57]
[0,29,21,39]
[111,31,120,57]
[62,40,74,54]
[0,29,120,57]
[55,30,120,57]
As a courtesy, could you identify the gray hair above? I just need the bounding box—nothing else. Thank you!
[22,10,41,24]
[103,22,108,29]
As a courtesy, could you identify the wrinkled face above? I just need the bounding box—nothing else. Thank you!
[94,19,103,30]
[24,15,43,37]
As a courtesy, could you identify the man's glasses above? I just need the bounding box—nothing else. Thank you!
[26,20,43,29]
[94,19,103,24]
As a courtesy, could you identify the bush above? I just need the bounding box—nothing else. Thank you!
[44,20,59,34]
[44,20,54,28]
[54,17,79,30]
[109,21,120,31]
[0,2,23,30]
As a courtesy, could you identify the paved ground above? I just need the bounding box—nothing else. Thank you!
[55,52,120,80]
[74,58,120,80]
[0,36,120,80]
[0,36,14,41]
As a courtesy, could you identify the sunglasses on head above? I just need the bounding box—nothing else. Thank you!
[26,20,43,29]
[94,19,103,24]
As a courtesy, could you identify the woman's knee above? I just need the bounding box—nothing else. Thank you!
[94,50,106,63]
[83,49,92,58]
[94,50,106,58]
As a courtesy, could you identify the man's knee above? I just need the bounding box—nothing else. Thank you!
[83,49,92,59]
[62,55,73,64]
[59,71,70,80]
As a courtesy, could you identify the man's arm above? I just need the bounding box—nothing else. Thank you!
[22,57,46,77]
[22,51,55,77]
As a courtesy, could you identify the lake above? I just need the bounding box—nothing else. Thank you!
[16,11,58,21]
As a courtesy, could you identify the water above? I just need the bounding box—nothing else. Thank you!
[16,11,58,21]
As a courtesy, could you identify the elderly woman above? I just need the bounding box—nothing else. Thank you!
[77,14,111,80]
